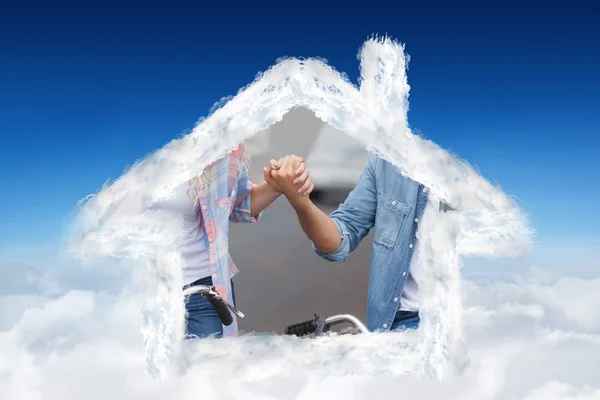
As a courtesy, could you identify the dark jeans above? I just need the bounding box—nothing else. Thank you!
[390,310,420,331]
[184,276,236,339]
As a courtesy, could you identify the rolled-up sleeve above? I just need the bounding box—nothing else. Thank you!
[312,217,351,262]
[312,154,378,262]
[230,145,262,224]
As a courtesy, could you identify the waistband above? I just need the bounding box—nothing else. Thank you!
[182,275,213,291]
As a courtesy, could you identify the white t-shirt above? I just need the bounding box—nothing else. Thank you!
[152,182,212,286]
[398,197,436,312]
[399,250,420,311]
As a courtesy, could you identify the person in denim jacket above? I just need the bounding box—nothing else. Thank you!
[267,153,434,332]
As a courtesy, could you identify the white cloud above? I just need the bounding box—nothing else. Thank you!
[1,260,599,400]
[523,382,600,400]
[465,276,600,333]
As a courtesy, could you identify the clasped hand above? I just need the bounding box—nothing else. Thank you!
[263,154,314,198]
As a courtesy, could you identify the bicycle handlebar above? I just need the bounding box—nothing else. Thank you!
[182,284,245,327]
[284,313,369,337]
[323,314,369,333]
[284,315,326,336]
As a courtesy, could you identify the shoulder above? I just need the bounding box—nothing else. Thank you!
[365,153,406,184]
[230,142,250,165]
[366,152,384,174]
[367,152,379,165]
[230,141,247,155]
[368,153,398,172]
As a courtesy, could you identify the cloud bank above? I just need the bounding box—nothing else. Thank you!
[2,258,599,399]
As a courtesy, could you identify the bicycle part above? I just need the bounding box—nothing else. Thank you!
[323,314,369,333]
[284,314,329,336]
[285,313,369,337]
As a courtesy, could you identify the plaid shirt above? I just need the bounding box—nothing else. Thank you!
[195,142,261,336]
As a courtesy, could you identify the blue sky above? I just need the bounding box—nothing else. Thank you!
[0,1,598,258]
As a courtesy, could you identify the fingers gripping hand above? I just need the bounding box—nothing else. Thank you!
[292,161,314,196]
[270,154,314,197]
[264,158,282,192]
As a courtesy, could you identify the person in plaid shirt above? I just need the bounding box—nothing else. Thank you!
[153,143,313,339]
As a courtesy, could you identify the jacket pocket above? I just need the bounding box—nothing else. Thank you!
[214,196,234,210]
[214,187,237,233]
[373,191,411,249]
[214,187,237,210]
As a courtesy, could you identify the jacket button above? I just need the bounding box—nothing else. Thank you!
[383,323,388,328]
[391,200,396,206]
[394,297,398,302]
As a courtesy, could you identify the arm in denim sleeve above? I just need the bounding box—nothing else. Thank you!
[230,144,262,224]
[312,154,378,262]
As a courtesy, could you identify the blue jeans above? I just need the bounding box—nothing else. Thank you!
[184,276,236,339]
[390,310,420,331]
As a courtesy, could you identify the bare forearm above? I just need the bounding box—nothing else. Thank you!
[250,182,282,216]
[288,196,341,254]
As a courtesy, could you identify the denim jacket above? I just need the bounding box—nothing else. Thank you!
[314,153,429,332]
